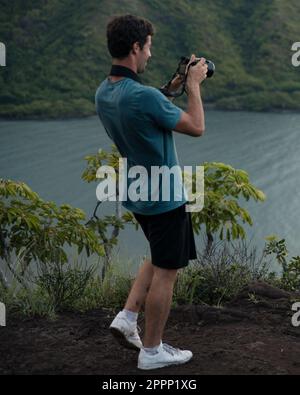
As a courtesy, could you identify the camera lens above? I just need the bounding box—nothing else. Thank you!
[205,60,215,78]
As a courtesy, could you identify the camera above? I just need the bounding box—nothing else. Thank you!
[159,55,215,98]
[177,56,215,78]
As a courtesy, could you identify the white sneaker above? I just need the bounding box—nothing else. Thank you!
[138,342,193,370]
[109,312,142,351]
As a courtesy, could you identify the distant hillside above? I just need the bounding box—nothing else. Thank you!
[0,0,300,118]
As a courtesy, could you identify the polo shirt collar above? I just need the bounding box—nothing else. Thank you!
[109,65,141,83]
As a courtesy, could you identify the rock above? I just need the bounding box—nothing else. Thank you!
[237,282,292,300]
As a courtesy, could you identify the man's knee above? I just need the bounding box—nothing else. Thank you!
[153,266,178,282]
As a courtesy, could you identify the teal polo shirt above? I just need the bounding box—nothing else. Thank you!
[95,77,187,215]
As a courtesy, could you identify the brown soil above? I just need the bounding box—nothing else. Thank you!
[1,282,300,375]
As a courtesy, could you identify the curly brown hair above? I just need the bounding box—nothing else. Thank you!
[107,14,155,59]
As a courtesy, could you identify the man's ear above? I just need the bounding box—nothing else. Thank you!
[132,42,141,55]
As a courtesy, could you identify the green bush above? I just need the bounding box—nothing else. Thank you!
[264,236,300,292]
[0,279,56,319]
[174,238,272,306]
[36,260,96,311]
[0,178,104,289]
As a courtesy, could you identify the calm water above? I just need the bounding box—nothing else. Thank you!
[1,111,300,270]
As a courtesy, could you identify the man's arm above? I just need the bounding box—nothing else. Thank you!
[174,84,205,137]
[174,55,208,137]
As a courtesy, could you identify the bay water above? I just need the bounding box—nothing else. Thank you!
[1,110,299,273]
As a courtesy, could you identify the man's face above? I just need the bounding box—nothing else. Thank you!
[136,35,152,74]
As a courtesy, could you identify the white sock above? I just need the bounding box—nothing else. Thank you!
[122,309,138,323]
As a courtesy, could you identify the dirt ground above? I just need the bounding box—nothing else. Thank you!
[1,282,300,375]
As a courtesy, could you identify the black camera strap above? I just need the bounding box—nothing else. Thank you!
[109,65,142,83]
[109,65,184,98]
[159,60,188,98]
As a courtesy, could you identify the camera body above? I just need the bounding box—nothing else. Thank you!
[177,56,215,78]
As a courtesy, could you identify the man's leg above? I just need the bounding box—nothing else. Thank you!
[109,258,154,349]
[138,266,193,370]
[124,258,154,312]
[143,266,178,348]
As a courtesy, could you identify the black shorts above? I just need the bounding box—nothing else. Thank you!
[133,203,197,270]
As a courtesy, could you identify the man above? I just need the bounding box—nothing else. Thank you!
[95,14,207,370]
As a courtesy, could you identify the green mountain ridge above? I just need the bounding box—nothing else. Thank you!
[0,0,300,118]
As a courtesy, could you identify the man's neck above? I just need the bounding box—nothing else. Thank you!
[109,62,141,83]
[112,59,137,74]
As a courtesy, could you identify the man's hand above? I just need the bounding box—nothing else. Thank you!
[186,54,208,93]
[168,74,185,92]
